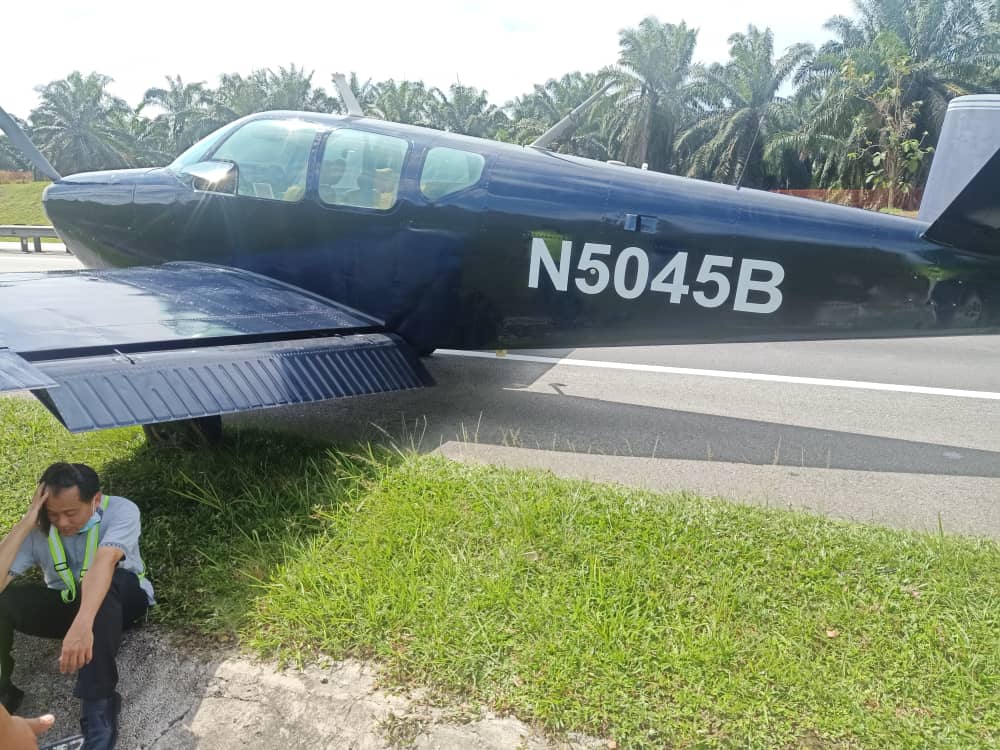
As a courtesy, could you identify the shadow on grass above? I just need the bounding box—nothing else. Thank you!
[99,427,409,633]
[0,397,403,635]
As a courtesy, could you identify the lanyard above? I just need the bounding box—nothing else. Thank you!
[47,495,110,604]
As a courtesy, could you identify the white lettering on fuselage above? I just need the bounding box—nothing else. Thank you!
[527,238,783,314]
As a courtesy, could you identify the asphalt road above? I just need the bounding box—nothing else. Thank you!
[4,247,999,538]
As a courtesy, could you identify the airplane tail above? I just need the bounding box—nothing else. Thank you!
[919,95,1000,255]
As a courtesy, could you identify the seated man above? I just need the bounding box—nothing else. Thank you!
[372,166,398,209]
[318,157,348,204]
[0,463,154,750]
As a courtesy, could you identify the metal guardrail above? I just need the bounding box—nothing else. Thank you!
[0,224,68,253]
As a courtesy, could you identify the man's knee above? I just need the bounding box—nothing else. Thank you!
[0,587,38,628]
[101,569,138,601]
[95,570,146,624]
[0,590,16,621]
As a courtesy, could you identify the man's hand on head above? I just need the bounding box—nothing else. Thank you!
[27,482,49,523]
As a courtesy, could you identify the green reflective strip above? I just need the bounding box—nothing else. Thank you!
[48,525,76,603]
[47,495,110,604]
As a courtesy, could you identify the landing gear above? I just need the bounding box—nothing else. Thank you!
[142,415,223,447]
[952,291,986,327]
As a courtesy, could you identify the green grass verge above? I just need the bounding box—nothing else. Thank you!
[1,398,997,748]
[0,181,55,241]
[879,207,919,218]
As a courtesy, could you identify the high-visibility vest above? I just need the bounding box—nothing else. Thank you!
[47,495,110,604]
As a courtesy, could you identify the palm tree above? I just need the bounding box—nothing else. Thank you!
[427,84,508,138]
[769,0,998,191]
[263,65,337,112]
[505,72,610,159]
[0,113,31,171]
[370,80,435,125]
[764,88,854,189]
[29,71,137,174]
[816,0,999,140]
[140,75,214,158]
[677,26,813,188]
[206,66,338,129]
[603,17,698,171]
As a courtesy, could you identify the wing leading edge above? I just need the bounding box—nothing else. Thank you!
[0,262,432,432]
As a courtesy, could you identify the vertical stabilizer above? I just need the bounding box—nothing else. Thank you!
[920,95,1000,254]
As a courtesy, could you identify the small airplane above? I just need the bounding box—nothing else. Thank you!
[1,77,998,442]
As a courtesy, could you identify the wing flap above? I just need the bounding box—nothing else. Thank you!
[32,334,431,432]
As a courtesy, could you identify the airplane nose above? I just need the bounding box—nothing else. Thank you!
[43,168,175,268]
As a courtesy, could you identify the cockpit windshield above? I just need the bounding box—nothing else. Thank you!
[169,117,322,202]
[168,118,246,172]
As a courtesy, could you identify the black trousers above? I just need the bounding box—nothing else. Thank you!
[0,568,148,700]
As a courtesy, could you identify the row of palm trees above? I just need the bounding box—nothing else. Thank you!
[2,0,997,193]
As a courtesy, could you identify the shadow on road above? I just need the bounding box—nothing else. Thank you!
[231,354,1000,478]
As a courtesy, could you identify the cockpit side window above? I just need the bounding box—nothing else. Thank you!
[208,119,321,202]
[319,129,408,210]
[420,147,485,201]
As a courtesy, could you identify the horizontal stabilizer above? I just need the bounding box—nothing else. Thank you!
[922,147,1000,255]
[32,334,431,433]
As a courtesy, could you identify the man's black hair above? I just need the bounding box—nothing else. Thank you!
[37,462,101,532]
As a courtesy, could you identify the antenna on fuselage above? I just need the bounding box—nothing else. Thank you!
[332,73,365,117]
[734,107,767,191]
[0,104,61,181]
[529,81,614,151]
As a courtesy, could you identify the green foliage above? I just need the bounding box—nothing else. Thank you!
[4,1,998,186]
[678,25,813,187]
[841,32,937,206]
[0,181,50,227]
[604,17,698,172]
[1,398,997,748]
[252,454,1000,749]
[504,72,610,159]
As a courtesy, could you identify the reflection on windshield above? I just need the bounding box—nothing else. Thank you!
[168,118,247,172]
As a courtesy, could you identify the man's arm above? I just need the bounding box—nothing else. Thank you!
[0,483,48,596]
[59,546,123,674]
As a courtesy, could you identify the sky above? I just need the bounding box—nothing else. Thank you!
[4,0,855,119]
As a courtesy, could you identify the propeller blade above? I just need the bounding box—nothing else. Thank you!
[0,105,61,181]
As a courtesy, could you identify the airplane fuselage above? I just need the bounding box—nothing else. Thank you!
[42,112,1000,353]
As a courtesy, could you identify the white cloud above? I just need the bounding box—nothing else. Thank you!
[4,0,854,118]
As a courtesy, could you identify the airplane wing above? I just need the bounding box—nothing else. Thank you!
[0,262,432,432]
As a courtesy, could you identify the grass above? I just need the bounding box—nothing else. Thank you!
[0,181,55,241]
[880,207,919,218]
[1,397,998,748]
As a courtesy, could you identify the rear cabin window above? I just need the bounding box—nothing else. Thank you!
[319,129,408,210]
[420,147,485,200]
[209,119,321,202]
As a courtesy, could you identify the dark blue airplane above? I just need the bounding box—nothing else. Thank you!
[1,89,998,442]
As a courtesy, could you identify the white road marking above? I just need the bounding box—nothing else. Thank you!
[438,350,1000,401]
